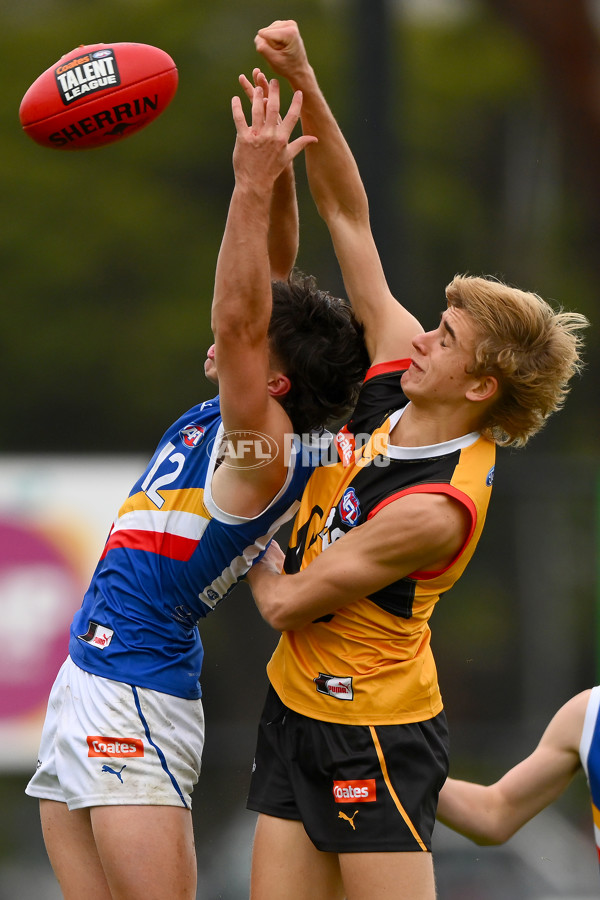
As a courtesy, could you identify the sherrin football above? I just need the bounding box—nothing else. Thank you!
[19,42,178,150]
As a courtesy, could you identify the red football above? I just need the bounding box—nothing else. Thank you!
[19,42,178,150]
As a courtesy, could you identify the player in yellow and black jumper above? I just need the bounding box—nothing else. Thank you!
[243,22,589,900]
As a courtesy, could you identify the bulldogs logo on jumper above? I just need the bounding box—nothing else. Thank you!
[180,423,205,448]
[339,487,361,527]
[55,49,121,105]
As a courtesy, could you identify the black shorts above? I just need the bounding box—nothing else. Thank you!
[246,685,449,853]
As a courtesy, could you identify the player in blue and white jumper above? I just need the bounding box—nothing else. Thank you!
[25,81,368,900]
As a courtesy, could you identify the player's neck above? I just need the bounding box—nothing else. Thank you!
[390,401,479,448]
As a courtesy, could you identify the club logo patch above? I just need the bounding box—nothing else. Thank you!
[55,49,121,105]
[314,672,354,701]
[88,736,144,757]
[180,422,206,448]
[77,620,114,649]
[339,487,361,527]
[333,779,376,803]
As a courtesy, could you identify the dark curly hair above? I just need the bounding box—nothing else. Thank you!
[268,271,369,435]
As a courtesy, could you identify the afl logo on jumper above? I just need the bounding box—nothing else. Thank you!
[314,672,354,701]
[486,465,495,487]
[339,487,361,527]
[180,423,206,448]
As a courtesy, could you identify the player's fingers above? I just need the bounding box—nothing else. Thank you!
[252,68,268,90]
[279,89,304,137]
[264,79,281,128]
[238,73,254,104]
[231,95,248,133]
[288,134,318,161]
[250,84,265,129]
[256,22,292,50]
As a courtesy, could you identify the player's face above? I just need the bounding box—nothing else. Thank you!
[401,307,480,405]
[204,344,218,384]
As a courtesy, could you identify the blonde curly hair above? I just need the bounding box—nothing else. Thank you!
[445,275,589,447]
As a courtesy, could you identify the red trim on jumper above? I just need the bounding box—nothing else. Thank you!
[364,359,411,382]
[366,483,477,579]
[100,530,198,562]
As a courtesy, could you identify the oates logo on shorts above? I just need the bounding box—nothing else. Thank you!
[87,735,144,757]
[333,779,376,803]
[314,672,353,700]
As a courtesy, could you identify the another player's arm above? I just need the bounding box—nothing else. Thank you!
[268,157,299,281]
[254,20,423,364]
[247,490,470,631]
[211,83,316,500]
[239,69,298,283]
[436,691,588,845]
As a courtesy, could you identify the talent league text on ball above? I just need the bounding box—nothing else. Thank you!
[55,51,121,105]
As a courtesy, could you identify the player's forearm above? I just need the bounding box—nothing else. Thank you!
[284,63,369,228]
[437,779,511,846]
[212,184,272,339]
[268,163,299,281]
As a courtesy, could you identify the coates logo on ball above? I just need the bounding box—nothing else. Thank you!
[55,48,121,105]
[19,41,178,150]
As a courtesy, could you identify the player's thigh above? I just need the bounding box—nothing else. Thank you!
[40,799,112,900]
[91,804,196,900]
[251,813,344,900]
[340,850,436,900]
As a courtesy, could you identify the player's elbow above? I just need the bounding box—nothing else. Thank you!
[468,817,516,847]
[260,605,302,633]
[257,595,311,632]
[471,831,510,847]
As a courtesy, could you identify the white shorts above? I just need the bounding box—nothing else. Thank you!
[25,657,204,810]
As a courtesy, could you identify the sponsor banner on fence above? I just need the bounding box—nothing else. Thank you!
[0,457,142,771]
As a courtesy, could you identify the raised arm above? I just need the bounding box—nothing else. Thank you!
[239,69,299,282]
[210,82,316,506]
[268,158,299,281]
[436,691,588,845]
[253,19,423,363]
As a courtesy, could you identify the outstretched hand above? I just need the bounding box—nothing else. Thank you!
[254,20,309,81]
[231,78,316,186]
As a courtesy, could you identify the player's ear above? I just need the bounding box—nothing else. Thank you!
[267,371,291,399]
[466,374,498,404]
